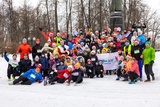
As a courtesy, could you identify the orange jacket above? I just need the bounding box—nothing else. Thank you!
[17,43,32,59]
[125,60,132,72]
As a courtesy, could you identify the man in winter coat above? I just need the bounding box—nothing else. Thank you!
[32,38,42,60]
[17,38,32,59]
[131,39,143,81]
[9,64,43,85]
[19,54,31,74]
[141,41,155,82]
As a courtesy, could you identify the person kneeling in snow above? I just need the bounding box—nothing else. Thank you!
[47,65,73,85]
[66,62,83,86]
[9,64,43,85]
[128,57,140,84]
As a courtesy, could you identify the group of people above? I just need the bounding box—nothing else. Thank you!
[4,25,155,85]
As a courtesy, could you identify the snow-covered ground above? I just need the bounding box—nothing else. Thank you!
[0,53,160,107]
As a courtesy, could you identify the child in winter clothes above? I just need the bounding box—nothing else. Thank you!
[39,53,48,78]
[96,60,104,78]
[128,57,140,84]
[48,65,73,85]
[116,56,124,80]
[4,52,20,80]
[66,62,83,86]
[30,55,40,69]
[85,59,94,78]
[122,54,132,81]
[19,54,31,74]
[48,54,56,70]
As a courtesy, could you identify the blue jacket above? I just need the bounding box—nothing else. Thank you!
[21,69,42,83]
[138,34,146,46]
[39,56,48,69]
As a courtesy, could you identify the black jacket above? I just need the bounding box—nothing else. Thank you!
[32,44,42,59]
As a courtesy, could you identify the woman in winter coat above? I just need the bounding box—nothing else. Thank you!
[128,58,140,84]
[32,38,42,60]
[66,62,83,86]
[9,64,43,85]
[39,53,48,78]
[96,60,104,78]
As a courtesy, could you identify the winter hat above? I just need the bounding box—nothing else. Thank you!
[145,41,151,45]
[134,39,139,43]
[12,53,17,57]
[91,50,96,54]
[74,62,81,68]
[67,65,73,70]
[23,38,27,42]
[36,64,42,70]
[35,55,39,60]
[126,54,132,58]
[36,38,40,42]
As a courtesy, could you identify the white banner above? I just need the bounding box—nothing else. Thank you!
[97,52,118,70]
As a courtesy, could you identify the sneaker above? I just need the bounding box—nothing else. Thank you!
[8,78,11,81]
[8,82,14,85]
[152,76,155,81]
[74,82,77,86]
[66,83,70,86]
[144,79,151,82]
[50,82,55,85]
[12,76,15,80]
[129,81,135,84]
[122,78,128,81]
[134,77,139,82]
[43,77,48,86]
[139,78,143,82]
[116,77,120,80]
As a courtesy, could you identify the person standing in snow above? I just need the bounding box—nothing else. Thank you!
[4,52,20,81]
[17,38,32,60]
[9,64,43,85]
[141,41,155,82]
[32,38,42,60]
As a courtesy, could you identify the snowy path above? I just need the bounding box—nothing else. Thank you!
[0,53,160,107]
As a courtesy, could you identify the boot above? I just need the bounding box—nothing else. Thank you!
[152,75,155,81]
[139,78,143,82]
[144,79,151,82]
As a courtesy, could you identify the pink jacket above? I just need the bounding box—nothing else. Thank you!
[130,61,140,76]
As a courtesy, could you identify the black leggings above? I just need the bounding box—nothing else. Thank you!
[49,77,65,83]
[144,64,154,80]
[68,75,83,84]
[128,72,139,82]
[13,76,32,85]
[7,65,20,79]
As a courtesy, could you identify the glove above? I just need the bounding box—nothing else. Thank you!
[149,60,154,66]
[39,27,43,31]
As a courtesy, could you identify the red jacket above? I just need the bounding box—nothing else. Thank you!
[130,61,140,76]
[17,43,32,59]
[57,69,71,80]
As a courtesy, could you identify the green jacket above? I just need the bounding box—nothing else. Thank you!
[142,46,155,65]
[54,36,61,47]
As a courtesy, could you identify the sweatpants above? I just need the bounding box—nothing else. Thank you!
[144,64,154,80]
[49,77,65,83]
[7,65,20,79]
[128,72,139,82]
[68,75,83,84]
[138,60,143,78]
[13,76,32,85]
